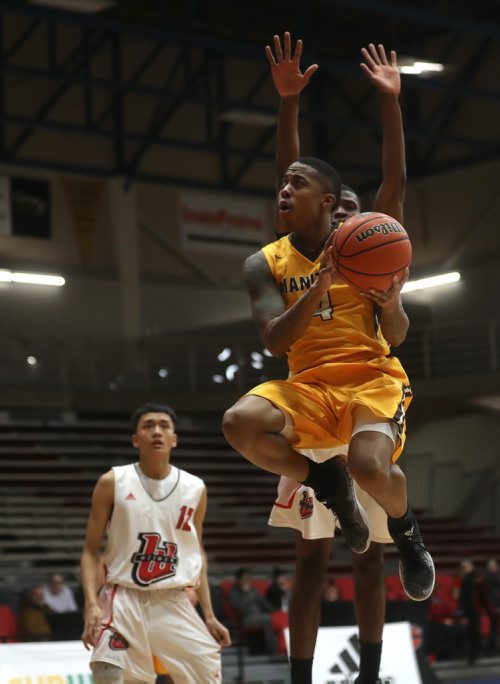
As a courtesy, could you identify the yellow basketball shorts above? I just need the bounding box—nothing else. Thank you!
[247,358,412,462]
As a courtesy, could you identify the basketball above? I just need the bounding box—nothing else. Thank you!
[331,212,412,292]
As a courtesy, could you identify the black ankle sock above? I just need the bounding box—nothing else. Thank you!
[290,656,313,684]
[387,504,415,536]
[357,640,382,683]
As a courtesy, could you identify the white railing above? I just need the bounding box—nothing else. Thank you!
[0,318,497,394]
[404,451,500,535]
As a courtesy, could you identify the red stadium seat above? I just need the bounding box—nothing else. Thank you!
[0,604,18,642]
[385,575,406,601]
[335,576,355,601]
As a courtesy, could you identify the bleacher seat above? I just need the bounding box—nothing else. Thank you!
[0,604,18,642]
[3,414,500,588]
[335,576,354,601]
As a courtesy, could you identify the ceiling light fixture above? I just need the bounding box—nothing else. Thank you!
[0,269,65,286]
[219,109,277,128]
[217,347,232,362]
[399,61,444,76]
[29,0,115,13]
[225,364,239,381]
[402,271,460,293]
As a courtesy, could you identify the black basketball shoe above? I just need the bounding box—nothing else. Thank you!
[303,456,370,554]
[388,509,435,601]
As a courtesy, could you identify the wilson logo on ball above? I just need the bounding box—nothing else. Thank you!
[355,221,406,242]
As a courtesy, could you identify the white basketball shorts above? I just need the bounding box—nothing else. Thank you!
[91,584,221,683]
[269,406,397,543]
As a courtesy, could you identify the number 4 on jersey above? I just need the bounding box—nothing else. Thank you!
[313,291,334,321]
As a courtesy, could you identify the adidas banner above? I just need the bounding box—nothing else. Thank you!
[0,640,91,683]
[285,621,421,683]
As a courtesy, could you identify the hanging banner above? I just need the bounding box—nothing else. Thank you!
[62,177,103,264]
[285,621,421,684]
[179,190,268,253]
[0,176,50,238]
[0,640,91,683]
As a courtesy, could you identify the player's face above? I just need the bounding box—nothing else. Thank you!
[49,574,64,594]
[278,163,334,232]
[132,412,177,456]
[333,189,361,225]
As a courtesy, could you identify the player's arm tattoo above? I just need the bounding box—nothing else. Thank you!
[244,252,287,355]
[244,251,326,357]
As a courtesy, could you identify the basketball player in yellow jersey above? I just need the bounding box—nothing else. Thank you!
[223,35,434,684]
[262,34,416,684]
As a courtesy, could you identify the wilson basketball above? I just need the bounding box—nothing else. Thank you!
[331,212,411,292]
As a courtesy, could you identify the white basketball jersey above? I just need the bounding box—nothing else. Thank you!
[104,463,204,591]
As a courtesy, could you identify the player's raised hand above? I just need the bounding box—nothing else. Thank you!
[265,31,318,97]
[360,43,400,97]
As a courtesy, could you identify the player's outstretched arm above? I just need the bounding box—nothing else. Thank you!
[266,32,318,233]
[244,239,336,357]
[80,470,114,649]
[361,44,406,223]
[193,488,231,648]
[266,32,318,178]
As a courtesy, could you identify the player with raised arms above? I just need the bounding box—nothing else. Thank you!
[223,33,434,684]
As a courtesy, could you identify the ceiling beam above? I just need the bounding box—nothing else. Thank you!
[6,31,111,156]
[331,0,500,41]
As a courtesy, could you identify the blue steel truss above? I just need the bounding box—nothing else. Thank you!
[0,0,499,195]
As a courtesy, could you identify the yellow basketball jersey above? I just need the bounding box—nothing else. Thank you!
[261,235,397,376]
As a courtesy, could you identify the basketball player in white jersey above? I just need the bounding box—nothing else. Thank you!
[80,403,230,684]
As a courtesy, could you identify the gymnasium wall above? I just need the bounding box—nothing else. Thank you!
[1,156,500,338]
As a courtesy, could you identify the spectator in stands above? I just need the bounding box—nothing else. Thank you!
[486,557,500,652]
[321,579,340,604]
[486,558,500,610]
[208,576,227,625]
[42,573,78,613]
[319,579,343,628]
[228,568,279,654]
[80,402,230,684]
[476,560,498,655]
[266,567,290,612]
[423,581,464,661]
[458,559,482,665]
[17,585,52,641]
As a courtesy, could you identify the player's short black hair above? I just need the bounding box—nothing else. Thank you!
[131,403,178,431]
[235,567,249,580]
[341,183,358,199]
[297,156,342,205]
